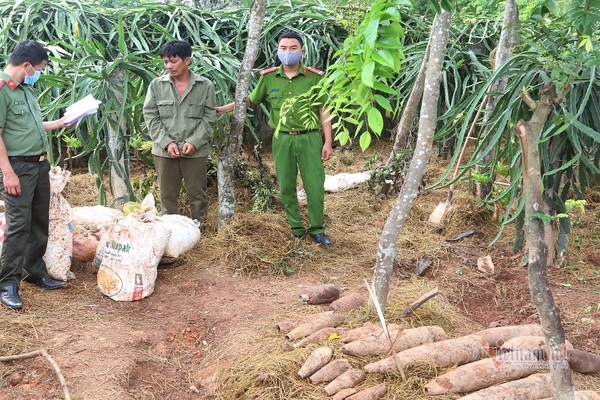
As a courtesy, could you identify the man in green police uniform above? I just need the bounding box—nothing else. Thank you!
[0,40,72,310]
[144,40,216,225]
[217,31,333,246]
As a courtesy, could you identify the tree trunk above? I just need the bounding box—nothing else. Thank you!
[217,0,268,230]
[476,0,519,199]
[515,82,574,400]
[384,39,431,167]
[107,67,133,209]
[371,12,451,310]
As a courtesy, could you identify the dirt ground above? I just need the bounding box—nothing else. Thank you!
[0,141,599,400]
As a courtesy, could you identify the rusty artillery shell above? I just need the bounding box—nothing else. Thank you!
[457,373,552,400]
[346,383,388,400]
[298,347,333,379]
[324,368,366,396]
[310,359,352,384]
[285,313,345,341]
[568,349,600,375]
[299,284,340,305]
[341,325,446,357]
[329,292,365,313]
[474,324,543,348]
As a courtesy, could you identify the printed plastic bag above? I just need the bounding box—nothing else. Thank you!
[96,195,171,301]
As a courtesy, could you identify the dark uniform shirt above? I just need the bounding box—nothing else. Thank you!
[249,64,325,133]
[0,71,47,156]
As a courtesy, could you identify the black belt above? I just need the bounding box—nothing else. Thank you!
[285,130,314,135]
[8,154,47,162]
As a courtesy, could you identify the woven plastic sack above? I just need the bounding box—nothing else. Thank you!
[43,166,74,281]
[96,195,171,301]
[158,214,201,264]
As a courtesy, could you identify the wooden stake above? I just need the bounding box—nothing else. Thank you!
[399,287,439,318]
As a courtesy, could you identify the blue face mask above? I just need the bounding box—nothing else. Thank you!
[24,65,41,85]
[277,51,303,66]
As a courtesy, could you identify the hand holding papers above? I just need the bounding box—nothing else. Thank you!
[64,94,102,125]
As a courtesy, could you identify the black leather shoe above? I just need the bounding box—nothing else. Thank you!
[23,275,66,290]
[310,233,331,246]
[1,285,23,309]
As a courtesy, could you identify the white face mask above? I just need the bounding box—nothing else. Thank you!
[24,64,41,85]
[277,51,302,66]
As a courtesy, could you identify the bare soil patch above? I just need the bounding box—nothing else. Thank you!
[1,142,599,399]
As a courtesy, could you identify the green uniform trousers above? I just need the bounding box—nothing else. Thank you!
[272,131,325,237]
[154,155,208,222]
[0,160,51,286]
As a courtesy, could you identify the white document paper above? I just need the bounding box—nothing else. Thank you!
[64,94,102,125]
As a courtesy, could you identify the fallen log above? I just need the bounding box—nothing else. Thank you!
[474,324,542,348]
[568,349,600,375]
[341,325,446,357]
[298,347,333,379]
[285,313,345,341]
[310,359,352,384]
[456,373,552,400]
[364,334,487,374]
[346,383,388,400]
[324,368,366,396]
[424,349,539,395]
[329,293,365,313]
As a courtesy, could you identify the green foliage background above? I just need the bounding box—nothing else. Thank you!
[0,0,348,204]
[0,0,598,244]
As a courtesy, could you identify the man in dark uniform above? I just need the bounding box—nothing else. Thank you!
[0,40,71,310]
[217,31,333,245]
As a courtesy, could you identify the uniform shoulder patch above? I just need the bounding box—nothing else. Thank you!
[305,66,325,76]
[259,67,278,76]
[0,79,17,90]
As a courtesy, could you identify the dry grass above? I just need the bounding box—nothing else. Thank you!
[4,141,598,399]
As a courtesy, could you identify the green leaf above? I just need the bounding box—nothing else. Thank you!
[372,81,397,95]
[528,211,554,225]
[364,18,380,49]
[441,0,456,12]
[373,94,393,112]
[361,61,376,88]
[367,107,384,135]
[372,50,395,69]
[359,131,372,151]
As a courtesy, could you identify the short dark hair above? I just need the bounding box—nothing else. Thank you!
[278,31,303,48]
[158,40,192,59]
[9,40,49,66]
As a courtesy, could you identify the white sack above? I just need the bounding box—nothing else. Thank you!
[158,214,201,264]
[96,194,171,301]
[298,171,372,202]
[43,166,74,281]
[72,205,125,231]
